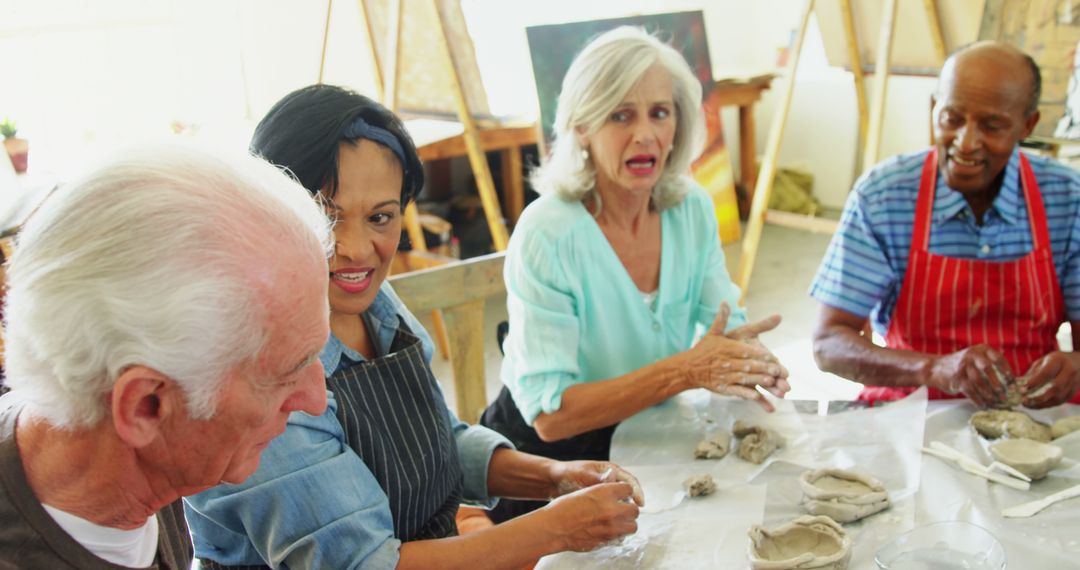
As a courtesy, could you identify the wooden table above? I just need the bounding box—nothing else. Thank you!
[538,392,1080,568]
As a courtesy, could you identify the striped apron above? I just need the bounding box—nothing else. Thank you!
[325,321,464,541]
[861,149,1078,404]
[201,321,463,570]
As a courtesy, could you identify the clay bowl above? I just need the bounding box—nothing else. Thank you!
[988,438,1064,480]
[799,468,888,505]
[748,515,852,570]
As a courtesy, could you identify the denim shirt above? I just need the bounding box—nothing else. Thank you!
[183,282,512,569]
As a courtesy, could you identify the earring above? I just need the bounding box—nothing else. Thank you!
[581,149,589,161]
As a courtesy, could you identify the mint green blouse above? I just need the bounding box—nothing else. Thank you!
[501,182,747,424]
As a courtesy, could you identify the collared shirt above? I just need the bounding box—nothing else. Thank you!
[810,147,1080,335]
[502,183,747,424]
[184,283,512,570]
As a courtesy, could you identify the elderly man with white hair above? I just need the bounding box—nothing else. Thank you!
[0,144,333,569]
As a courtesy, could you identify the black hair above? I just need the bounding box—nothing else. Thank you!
[250,84,424,205]
[1022,53,1042,115]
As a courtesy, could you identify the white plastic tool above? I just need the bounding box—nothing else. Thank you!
[1002,482,1080,518]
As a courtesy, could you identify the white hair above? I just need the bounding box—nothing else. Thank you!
[532,26,705,210]
[2,143,332,430]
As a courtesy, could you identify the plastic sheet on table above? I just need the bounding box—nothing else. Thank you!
[917,400,1080,566]
[610,389,814,482]
[535,483,767,570]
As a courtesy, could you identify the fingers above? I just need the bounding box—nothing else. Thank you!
[708,302,731,336]
[713,384,773,412]
[717,358,786,378]
[1020,355,1073,408]
[608,466,645,507]
[728,314,782,340]
[949,346,1012,407]
[961,363,998,408]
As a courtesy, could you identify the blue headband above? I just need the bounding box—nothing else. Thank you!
[341,116,406,167]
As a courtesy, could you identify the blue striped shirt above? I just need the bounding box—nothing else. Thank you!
[810,147,1080,335]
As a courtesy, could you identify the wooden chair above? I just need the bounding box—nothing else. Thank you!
[387,251,505,424]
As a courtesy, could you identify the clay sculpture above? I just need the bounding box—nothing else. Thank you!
[747,515,852,570]
[694,431,732,460]
[798,468,891,523]
[1051,416,1080,440]
[970,410,1052,443]
[989,438,1064,480]
[734,420,783,464]
[683,474,717,497]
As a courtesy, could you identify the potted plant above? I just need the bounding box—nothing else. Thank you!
[1,118,28,174]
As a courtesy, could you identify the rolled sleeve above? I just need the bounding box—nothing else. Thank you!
[183,393,401,570]
[452,422,513,507]
[810,188,895,319]
[501,229,582,425]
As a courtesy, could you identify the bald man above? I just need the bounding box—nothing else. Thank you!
[810,42,1080,409]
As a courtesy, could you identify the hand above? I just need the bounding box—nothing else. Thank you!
[548,460,644,507]
[928,345,1013,408]
[540,483,640,552]
[1019,352,1080,408]
[678,303,790,411]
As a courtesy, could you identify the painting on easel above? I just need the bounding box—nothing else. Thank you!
[525,11,740,243]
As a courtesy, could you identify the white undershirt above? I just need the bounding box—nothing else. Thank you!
[42,504,159,568]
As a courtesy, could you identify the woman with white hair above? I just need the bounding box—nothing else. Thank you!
[480,26,791,521]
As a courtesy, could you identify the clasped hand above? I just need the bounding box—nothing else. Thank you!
[931,345,1080,408]
[542,460,643,552]
[680,302,790,411]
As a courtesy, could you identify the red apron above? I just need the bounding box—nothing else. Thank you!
[859,149,1076,403]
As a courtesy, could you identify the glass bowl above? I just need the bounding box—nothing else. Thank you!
[875,521,1007,570]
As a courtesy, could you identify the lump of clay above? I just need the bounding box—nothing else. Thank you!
[970,410,1052,443]
[683,474,717,497]
[734,421,783,464]
[989,438,1064,480]
[1052,416,1080,439]
[694,431,732,460]
[747,515,852,570]
[798,468,890,523]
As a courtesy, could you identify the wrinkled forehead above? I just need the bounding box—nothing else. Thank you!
[938,50,1032,111]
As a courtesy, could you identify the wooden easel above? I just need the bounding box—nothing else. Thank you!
[735,0,948,296]
[326,0,511,252]
[320,0,523,359]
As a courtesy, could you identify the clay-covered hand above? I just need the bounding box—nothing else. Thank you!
[929,344,1012,407]
[548,460,645,506]
[1019,351,1080,408]
[679,303,789,411]
[540,483,640,552]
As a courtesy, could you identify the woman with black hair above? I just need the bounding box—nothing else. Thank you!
[183,84,642,570]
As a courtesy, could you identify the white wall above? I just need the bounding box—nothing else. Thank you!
[1,0,940,208]
[461,0,939,209]
[0,0,377,179]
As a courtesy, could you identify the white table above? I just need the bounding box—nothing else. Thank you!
[537,390,1080,569]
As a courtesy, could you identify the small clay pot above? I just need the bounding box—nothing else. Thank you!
[799,468,890,523]
[989,438,1063,480]
[3,137,28,174]
[748,515,852,570]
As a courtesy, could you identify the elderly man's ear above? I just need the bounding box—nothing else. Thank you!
[110,366,178,447]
